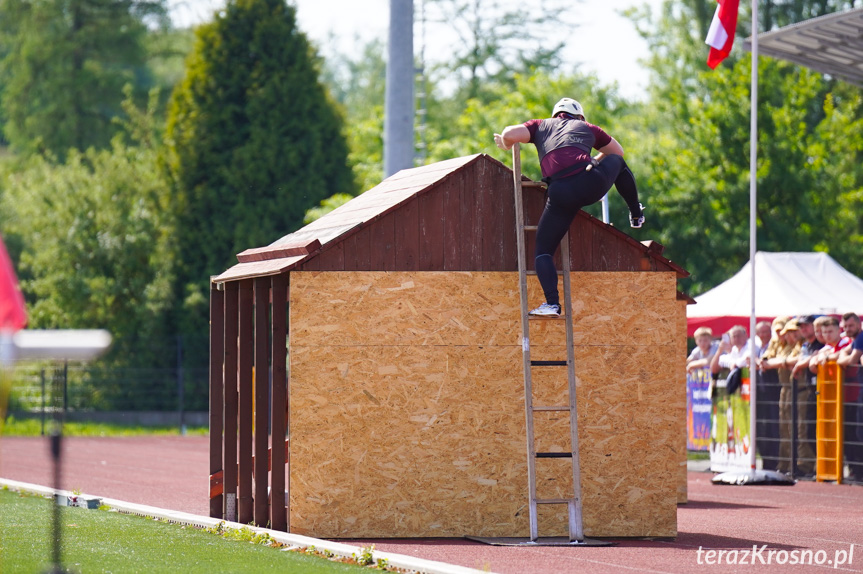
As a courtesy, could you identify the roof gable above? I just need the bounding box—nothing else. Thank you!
[214,154,688,282]
[267,154,482,250]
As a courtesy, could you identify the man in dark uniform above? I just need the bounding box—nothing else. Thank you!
[494,97,644,317]
[838,312,863,481]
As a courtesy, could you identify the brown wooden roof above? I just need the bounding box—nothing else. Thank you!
[214,154,689,283]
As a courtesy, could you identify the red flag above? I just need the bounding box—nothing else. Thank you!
[0,235,27,331]
[705,0,740,69]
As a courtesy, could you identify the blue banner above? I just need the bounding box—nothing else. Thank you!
[687,367,712,451]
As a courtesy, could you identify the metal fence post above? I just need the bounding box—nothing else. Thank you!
[41,368,46,436]
[177,334,186,436]
[62,360,68,414]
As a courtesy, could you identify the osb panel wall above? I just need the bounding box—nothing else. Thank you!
[676,299,689,504]
[289,271,683,538]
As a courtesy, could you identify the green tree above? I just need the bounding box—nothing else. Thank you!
[165,0,356,336]
[0,90,175,364]
[319,38,386,193]
[0,0,167,157]
[632,0,863,295]
[144,26,197,121]
[425,0,573,101]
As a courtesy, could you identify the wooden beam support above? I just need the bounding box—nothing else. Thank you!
[223,282,239,522]
[270,273,288,531]
[254,277,270,527]
[209,441,290,499]
[237,239,321,263]
[237,279,254,524]
[208,282,225,519]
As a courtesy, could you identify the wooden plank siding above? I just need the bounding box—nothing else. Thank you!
[218,154,687,281]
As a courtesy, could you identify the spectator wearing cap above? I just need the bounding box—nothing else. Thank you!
[837,312,863,482]
[791,315,825,384]
[793,314,825,448]
[761,319,811,475]
[687,326,719,373]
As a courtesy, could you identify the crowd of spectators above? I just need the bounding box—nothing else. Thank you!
[687,313,863,482]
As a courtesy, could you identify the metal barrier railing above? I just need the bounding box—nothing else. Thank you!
[5,361,209,432]
[687,363,862,483]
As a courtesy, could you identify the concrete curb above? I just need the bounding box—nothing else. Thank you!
[1,478,493,574]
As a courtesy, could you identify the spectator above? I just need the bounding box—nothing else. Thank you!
[813,315,832,346]
[754,317,789,472]
[813,316,827,345]
[837,312,863,482]
[710,325,751,374]
[842,312,861,340]
[756,320,772,356]
[687,326,719,373]
[810,316,851,370]
[761,319,809,475]
[791,315,824,383]
[791,315,824,448]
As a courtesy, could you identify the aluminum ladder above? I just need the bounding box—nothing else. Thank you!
[511,143,584,543]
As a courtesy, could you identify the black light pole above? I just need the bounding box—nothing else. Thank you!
[49,405,63,573]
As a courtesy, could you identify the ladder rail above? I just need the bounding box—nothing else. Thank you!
[559,226,584,541]
[511,143,539,540]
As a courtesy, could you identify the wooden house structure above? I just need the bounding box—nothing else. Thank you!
[208,153,691,539]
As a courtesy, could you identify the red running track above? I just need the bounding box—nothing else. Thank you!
[2,436,862,573]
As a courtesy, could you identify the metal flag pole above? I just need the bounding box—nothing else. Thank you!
[748,0,759,479]
[712,0,792,486]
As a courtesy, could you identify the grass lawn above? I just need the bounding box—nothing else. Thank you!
[0,489,372,573]
[0,416,208,437]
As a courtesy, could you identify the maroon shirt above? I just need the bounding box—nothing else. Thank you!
[524,117,612,178]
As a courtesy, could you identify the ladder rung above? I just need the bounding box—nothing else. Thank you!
[522,181,547,189]
[530,360,567,366]
[533,406,570,412]
[523,225,538,231]
[525,271,565,276]
[536,452,573,458]
[536,498,571,505]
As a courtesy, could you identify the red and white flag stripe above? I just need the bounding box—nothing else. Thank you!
[0,235,26,332]
[705,0,740,69]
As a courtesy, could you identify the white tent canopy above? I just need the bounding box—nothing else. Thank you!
[686,251,863,335]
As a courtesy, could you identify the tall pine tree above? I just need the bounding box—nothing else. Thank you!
[165,0,356,336]
[0,0,165,156]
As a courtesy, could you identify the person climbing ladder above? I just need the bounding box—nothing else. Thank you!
[494,97,645,317]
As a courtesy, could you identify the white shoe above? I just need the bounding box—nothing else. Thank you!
[529,303,561,317]
[630,203,645,229]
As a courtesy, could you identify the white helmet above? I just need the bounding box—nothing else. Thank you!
[552,98,585,120]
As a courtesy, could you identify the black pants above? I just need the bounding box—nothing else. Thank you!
[534,155,641,306]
